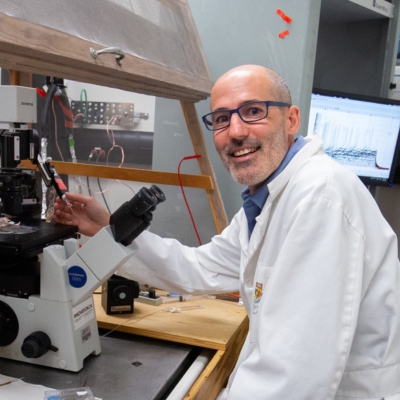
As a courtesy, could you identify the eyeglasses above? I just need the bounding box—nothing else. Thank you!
[202,101,291,131]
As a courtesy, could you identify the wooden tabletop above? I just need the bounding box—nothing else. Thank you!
[94,293,248,350]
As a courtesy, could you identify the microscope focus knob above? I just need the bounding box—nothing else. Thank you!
[21,331,57,358]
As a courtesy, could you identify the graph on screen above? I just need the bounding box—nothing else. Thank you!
[308,90,400,185]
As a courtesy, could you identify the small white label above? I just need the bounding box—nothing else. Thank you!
[72,297,95,330]
[30,143,35,159]
[81,326,92,343]
[14,136,20,160]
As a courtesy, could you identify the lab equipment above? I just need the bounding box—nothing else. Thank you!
[0,186,165,370]
[0,86,166,371]
[0,190,165,371]
[0,85,68,216]
[307,88,400,187]
[101,274,139,315]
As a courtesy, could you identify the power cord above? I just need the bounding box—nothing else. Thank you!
[178,155,240,301]
[177,155,202,245]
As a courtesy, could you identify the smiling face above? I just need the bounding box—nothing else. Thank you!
[211,65,300,194]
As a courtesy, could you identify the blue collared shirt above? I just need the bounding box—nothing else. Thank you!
[241,136,307,237]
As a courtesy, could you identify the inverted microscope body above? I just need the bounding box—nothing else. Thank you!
[0,87,160,372]
[0,226,136,371]
[0,293,101,371]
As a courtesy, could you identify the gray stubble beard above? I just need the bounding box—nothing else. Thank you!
[218,124,288,188]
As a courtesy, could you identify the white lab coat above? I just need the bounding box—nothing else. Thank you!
[118,133,400,399]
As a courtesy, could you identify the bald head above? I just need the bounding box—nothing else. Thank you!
[211,65,292,109]
[208,64,300,193]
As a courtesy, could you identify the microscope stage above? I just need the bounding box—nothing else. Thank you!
[0,219,78,256]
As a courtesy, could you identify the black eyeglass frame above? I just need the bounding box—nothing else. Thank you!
[201,100,291,131]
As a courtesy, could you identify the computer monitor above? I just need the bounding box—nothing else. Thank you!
[307,89,400,187]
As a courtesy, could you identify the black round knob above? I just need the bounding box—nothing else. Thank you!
[0,301,19,346]
[21,331,52,358]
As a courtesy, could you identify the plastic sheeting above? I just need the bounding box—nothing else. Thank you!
[1,0,209,80]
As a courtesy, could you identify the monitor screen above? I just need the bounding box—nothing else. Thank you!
[307,89,400,186]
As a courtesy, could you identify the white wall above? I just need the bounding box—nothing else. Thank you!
[187,0,321,220]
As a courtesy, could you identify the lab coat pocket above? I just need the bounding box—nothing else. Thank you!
[250,265,272,344]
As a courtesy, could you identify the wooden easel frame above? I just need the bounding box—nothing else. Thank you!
[0,1,229,232]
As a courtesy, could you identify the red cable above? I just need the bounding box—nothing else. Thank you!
[178,156,241,300]
[178,155,202,245]
[36,87,74,128]
[36,87,47,98]
[54,95,74,128]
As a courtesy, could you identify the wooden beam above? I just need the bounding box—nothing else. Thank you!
[20,160,214,190]
[8,70,20,85]
[7,69,32,87]
[0,14,212,102]
[181,101,229,233]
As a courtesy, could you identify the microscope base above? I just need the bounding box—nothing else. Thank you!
[0,294,101,372]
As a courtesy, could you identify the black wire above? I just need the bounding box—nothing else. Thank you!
[86,176,92,197]
[97,178,111,214]
[26,181,38,198]
[58,88,75,140]
[40,83,58,139]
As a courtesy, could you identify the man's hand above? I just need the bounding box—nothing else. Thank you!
[52,193,110,237]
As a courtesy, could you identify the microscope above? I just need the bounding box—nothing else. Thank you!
[0,86,165,371]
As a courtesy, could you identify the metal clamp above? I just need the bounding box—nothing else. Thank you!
[90,47,125,65]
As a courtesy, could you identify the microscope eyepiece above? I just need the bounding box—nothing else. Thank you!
[149,185,166,204]
[109,185,166,245]
[124,187,157,217]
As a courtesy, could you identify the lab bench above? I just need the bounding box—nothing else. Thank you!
[0,293,248,400]
[94,293,249,399]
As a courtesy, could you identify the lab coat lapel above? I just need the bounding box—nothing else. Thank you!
[239,200,272,261]
[241,133,325,283]
[242,201,272,289]
[237,202,272,314]
[238,211,250,257]
[248,201,272,257]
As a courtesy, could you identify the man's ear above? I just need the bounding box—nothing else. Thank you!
[286,105,301,137]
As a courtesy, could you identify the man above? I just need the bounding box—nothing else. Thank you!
[53,65,400,399]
